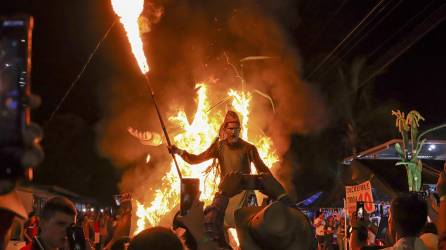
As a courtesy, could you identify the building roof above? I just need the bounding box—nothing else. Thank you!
[343,139,446,164]
[342,139,446,192]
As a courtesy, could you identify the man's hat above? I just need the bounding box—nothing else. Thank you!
[219,111,241,140]
[223,111,240,126]
[235,201,313,250]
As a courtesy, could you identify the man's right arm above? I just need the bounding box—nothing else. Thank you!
[170,140,218,164]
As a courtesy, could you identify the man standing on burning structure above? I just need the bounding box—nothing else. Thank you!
[169,110,289,248]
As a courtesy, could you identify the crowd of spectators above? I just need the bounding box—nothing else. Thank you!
[347,165,446,250]
[313,211,346,250]
[1,165,446,250]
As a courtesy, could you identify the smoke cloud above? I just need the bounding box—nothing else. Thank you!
[97,0,327,208]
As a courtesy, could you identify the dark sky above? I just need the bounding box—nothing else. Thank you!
[2,0,443,125]
[375,21,445,126]
[296,0,446,127]
[2,0,445,202]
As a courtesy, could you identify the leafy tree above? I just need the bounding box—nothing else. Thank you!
[323,57,396,157]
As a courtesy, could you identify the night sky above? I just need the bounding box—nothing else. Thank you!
[2,0,445,203]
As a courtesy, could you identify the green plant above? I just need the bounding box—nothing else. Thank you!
[392,110,425,191]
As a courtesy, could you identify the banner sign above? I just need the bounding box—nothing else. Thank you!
[345,181,375,216]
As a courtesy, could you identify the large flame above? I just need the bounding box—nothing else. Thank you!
[111,0,279,236]
[134,84,279,234]
[111,0,149,74]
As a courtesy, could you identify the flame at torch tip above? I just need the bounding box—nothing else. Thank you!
[111,0,150,74]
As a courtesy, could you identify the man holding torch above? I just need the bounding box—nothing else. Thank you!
[110,1,288,246]
[169,110,272,179]
[169,110,289,247]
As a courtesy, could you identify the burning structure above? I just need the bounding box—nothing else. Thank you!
[131,83,280,233]
[100,0,328,235]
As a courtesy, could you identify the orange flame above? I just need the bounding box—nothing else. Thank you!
[111,0,150,74]
[111,0,279,236]
[133,84,279,235]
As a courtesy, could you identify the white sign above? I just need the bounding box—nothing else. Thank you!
[345,181,375,216]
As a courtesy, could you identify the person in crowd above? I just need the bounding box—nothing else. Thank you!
[350,224,370,250]
[83,211,95,248]
[85,210,105,250]
[234,200,314,250]
[104,223,129,250]
[349,211,386,250]
[20,196,78,250]
[173,212,198,250]
[24,212,40,244]
[103,202,132,250]
[419,223,438,250]
[367,220,379,246]
[314,211,326,250]
[125,197,221,250]
[175,198,219,250]
[437,163,446,250]
[324,215,335,250]
[351,193,428,250]
[96,212,108,250]
[337,216,347,250]
[92,212,101,250]
[127,227,184,250]
[0,180,28,250]
[101,211,114,248]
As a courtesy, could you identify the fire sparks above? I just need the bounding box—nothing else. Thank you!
[133,84,279,235]
[111,0,149,74]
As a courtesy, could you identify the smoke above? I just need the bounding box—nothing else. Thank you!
[97,0,327,203]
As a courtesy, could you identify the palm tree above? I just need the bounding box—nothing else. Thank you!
[325,57,395,158]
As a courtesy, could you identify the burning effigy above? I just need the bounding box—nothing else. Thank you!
[129,83,279,234]
[104,0,328,240]
[111,0,281,235]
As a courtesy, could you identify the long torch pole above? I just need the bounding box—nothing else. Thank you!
[143,73,183,180]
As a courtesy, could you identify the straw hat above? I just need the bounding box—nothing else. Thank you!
[235,201,313,250]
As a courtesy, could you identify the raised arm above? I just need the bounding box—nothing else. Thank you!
[169,140,218,165]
